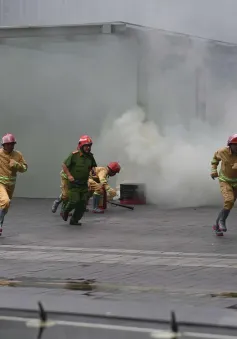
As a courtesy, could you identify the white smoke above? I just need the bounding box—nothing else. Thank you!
[93,29,237,208]
[95,103,237,208]
[1,24,237,204]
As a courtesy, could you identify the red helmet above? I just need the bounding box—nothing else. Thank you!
[107,162,121,173]
[227,134,237,145]
[1,133,16,145]
[78,135,93,148]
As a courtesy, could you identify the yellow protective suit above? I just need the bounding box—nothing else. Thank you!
[88,167,116,201]
[0,148,27,210]
[211,146,237,209]
[60,171,69,201]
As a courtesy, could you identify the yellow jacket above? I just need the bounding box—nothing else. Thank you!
[90,167,116,197]
[90,166,109,184]
[0,148,27,186]
[211,146,237,185]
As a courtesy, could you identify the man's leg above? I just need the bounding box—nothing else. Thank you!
[52,195,62,213]
[52,178,73,216]
[70,191,88,225]
[52,177,68,213]
[234,186,237,203]
[6,185,15,214]
[0,184,12,234]
[88,179,104,213]
[61,187,79,222]
[216,181,234,232]
[85,190,93,212]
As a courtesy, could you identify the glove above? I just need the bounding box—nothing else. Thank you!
[9,159,19,168]
[211,172,218,180]
[106,187,116,199]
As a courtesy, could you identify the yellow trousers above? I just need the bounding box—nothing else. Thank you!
[60,177,69,200]
[220,181,237,210]
[0,184,15,210]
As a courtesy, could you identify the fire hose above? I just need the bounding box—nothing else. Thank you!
[108,201,134,210]
[102,186,134,210]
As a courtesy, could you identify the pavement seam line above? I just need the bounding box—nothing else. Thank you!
[1,245,237,258]
[0,279,235,297]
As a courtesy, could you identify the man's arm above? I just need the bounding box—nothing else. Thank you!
[91,155,97,176]
[98,168,116,198]
[62,153,74,182]
[97,168,108,185]
[211,150,221,179]
[91,156,97,168]
[10,153,28,173]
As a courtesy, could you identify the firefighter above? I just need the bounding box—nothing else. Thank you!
[0,133,28,234]
[211,134,237,235]
[60,135,97,225]
[51,135,97,214]
[88,162,121,213]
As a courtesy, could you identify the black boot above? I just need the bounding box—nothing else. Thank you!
[51,197,62,213]
[218,209,230,232]
[69,219,82,226]
[69,201,86,225]
[0,209,6,236]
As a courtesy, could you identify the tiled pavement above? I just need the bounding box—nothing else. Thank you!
[1,198,237,308]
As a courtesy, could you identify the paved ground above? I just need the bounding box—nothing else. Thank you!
[1,198,237,309]
[2,309,237,339]
[2,310,237,339]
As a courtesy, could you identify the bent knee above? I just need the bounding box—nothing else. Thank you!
[224,198,235,210]
[61,193,69,201]
[0,197,11,210]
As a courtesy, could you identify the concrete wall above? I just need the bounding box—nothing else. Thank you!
[1,0,237,44]
[0,31,138,197]
[1,25,237,198]
[0,0,122,26]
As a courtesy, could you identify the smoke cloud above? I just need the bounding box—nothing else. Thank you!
[94,32,237,208]
[1,26,237,205]
[95,106,219,208]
